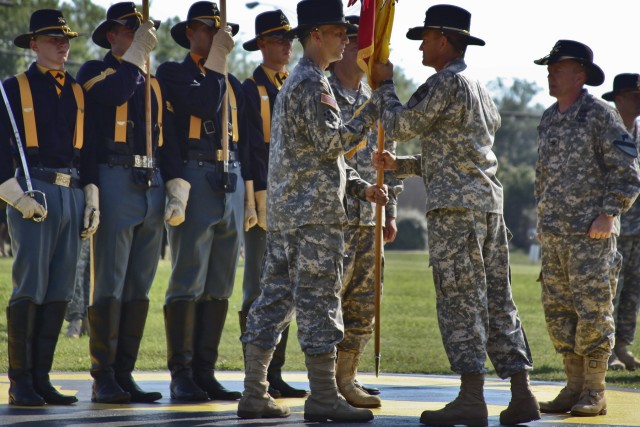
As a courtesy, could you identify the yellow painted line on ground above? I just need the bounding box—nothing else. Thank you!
[2,372,639,425]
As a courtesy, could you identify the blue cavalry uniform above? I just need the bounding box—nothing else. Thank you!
[0,9,97,407]
[156,0,247,402]
[75,1,184,405]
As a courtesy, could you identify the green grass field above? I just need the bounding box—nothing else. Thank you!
[1,250,640,388]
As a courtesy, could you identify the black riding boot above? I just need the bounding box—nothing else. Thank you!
[89,298,131,403]
[32,302,78,405]
[114,300,162,403]
[165,300,208,401]
[7,300,45,406]
[193,299,241,400]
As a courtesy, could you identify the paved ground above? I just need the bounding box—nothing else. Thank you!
[1,371,639,426]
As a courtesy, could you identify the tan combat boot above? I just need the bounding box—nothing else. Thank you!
[336,350,381,408]
[570,357,607,416]
[539,353,584,413]
[614,341,640,370]
[304,350,374,422]
[237,344,290,419]
[499,370,540,425]
[419,373,488,426]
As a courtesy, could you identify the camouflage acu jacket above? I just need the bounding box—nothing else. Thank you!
[535,89,640,235]
[266,57,381,231]
[377,58,503,214]
[328,73,403,225]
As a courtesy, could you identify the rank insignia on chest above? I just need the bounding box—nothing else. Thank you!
[320,93,338,110]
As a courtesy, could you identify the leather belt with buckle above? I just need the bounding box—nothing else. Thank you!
[186,150,238,162]
[216,150,238,161]
[23,169,80,188]
[107,154,155,169]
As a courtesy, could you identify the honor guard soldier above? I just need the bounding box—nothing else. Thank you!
[157,1,248,402]
[602,74,640,371]
[238,0,388,422]
[533,43,640,417]
[372,5,539,426]
[0,9,98,406]
[76,2,187,404]
[239,9,307,399]
[328,15,403,409]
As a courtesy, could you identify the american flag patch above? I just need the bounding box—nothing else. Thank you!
[320,93,338,110]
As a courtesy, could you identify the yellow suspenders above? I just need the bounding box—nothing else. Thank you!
[114,76,163,147]
[188,84,239,142]
[16,72,85,149]
[248,77,271,143]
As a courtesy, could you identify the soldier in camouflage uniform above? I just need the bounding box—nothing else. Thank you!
[237,0,388,422]
[328,15,403,409]
[533,42,640,417]
[602,74,640,372]
[371,5,539,426]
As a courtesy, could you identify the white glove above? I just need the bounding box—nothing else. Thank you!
[0,177,46,219]
[121,20,157,73]
[81,184,100,239]
[244,180,258,231]
[164,178,190,226]
[255,189,267,230]
[204,25,234,74]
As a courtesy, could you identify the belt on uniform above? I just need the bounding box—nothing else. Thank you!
[186,150,238,162]
[22,169,80,188]
[107,154,156,169]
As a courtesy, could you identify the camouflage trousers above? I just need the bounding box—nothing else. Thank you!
[65,238,90,321]
[427,208,533,378]
[540,233,620,359]
[613,235,640,345]
[338,224,380,353]
[241,225,345,355]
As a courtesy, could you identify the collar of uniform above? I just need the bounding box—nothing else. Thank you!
[35,63,65,75]
[111,52,124,63]
[440,57,467,75]
[260,65,288,89]
[190,52,206,74]
[328,73,371,104]
[553,89,588,122]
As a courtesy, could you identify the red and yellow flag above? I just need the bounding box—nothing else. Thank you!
[349,0,397,89]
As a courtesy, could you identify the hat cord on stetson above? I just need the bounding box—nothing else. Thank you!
[259,24,292,37]
[189,15,220,28]
[426,25,470,34]
[116,11,142,21]
[33,25,78,37]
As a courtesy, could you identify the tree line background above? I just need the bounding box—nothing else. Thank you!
[1,0,546,252]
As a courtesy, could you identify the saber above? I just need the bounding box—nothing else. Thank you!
[0,80,47,222]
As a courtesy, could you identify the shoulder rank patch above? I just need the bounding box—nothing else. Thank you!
[407,83,429,109]
[321,93,338,111]
[613,133,639,158]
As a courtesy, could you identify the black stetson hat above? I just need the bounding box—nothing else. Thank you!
[171,1,239,49]
[288,0,357,38]
[534,40,605,87]
[345,15,359,37]
[406,4,485,46]
[602,73,640,102]
[14,9,79,49]
[243,10,293,52]
[92,2,161,49]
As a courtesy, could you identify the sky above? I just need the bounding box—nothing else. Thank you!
[90,0,640,107]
